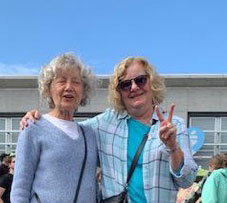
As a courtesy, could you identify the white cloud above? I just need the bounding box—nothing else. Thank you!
[0,62,40,75]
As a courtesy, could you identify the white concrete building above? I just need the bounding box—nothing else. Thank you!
[0,74,227,168]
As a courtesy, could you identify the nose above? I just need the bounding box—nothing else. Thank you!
[130,80,139,91]
[65,81,73,91]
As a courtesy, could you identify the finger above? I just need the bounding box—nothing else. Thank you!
[167,103,175,123]
[155,105,164,122]
[163,127,176,140]
[27,113,36,123]
[19,121,24,130]
[34,110,41,119]
[159,123,176,139]
[19,119,28,130]
[159,125,168,135]
[27,109,40,122]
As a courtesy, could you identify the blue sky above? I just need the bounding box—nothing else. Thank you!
[0,0,227,75]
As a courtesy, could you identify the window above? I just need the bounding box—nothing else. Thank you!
[0,119,6,153]
[189,113,227,169]
[0,117,21,154]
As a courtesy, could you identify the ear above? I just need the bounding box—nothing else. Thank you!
[48,97,55,109]
[79,92,87,106]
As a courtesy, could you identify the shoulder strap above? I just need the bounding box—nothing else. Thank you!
[126,133,148,184]
[74,126,87,203]
[126,119,157,185]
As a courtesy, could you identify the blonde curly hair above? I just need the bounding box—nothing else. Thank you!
[108,57,165,113]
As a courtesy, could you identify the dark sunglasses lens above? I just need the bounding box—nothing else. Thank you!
[119,80,132,91]
[134,75,147,87]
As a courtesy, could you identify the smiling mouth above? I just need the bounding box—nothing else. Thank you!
[129,92,144,99]
[63,95,74,99]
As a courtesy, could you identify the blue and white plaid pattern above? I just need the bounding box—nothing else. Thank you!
[82,108,198,203]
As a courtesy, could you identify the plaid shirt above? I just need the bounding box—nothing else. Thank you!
[82,108,198,203]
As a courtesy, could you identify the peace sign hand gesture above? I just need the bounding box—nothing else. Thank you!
[156,103,178,150]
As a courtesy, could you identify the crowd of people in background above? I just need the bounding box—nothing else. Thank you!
[0,153,15,203]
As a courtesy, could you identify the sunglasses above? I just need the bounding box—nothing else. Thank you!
[118,75,148,91]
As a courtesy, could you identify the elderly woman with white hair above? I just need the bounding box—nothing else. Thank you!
[11,53,98,203]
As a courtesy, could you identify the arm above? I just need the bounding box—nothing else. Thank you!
[156,104,198,188]
[0,187,5,203]
[169,144,184,171]
[170,117,198,188]
[11,126,41,203]
[156,104,184,171]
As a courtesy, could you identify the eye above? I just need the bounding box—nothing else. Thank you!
[72,78,82,84]
[135,75,147,84]
[55,78,66,83]
[73,80,80,83]
[118,80,132,91]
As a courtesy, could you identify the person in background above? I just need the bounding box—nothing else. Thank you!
[201,153,227,203]
[0,155,15,203]
[209,153,226,171]
[180,153,226,203]
[0,154,10,177]
[11,53,98,203]
[20,56,198,202]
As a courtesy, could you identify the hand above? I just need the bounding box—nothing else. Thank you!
[20,109,41,130]
[155,104,178,150]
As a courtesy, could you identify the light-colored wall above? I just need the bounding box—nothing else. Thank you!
[1,86,226,123]
[0,88,40,113]
[163,87,227,121]
[0,75,227,125]
[0,88,110,114]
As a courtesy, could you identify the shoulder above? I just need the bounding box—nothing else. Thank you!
[78,124,96,138]
[78,124,97,148]
[20,117,52,136]
[79,124,95,134]
[210,168,227,179]
[18,117,53,144]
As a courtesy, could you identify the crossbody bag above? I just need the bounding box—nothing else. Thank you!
[101,133,149,203]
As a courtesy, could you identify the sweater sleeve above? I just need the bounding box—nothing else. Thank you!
[11,124,41,203]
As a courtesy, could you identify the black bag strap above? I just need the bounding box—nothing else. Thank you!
[74,126,87,203]
[126,119,157,185]
[126,134,148,184]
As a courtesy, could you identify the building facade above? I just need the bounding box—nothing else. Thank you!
[0,74,227,168]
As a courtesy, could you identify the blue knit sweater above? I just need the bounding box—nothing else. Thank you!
[11,117,97,203]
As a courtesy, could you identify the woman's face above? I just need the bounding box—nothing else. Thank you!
[49,68,84,115]
[119,62,153,117]
[10,157,15,170]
